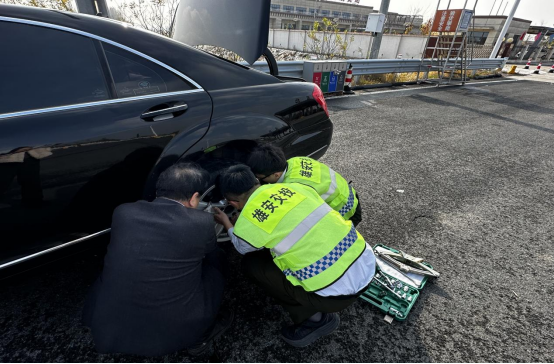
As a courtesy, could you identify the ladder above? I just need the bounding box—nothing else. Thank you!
[418,0,479,86]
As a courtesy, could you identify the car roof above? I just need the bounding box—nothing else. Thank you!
[0,4,279,91]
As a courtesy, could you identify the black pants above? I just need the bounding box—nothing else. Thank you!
[242,250,360,325]
[350,195,363,227]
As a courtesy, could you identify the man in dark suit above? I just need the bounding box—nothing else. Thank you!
[83,162,230,357]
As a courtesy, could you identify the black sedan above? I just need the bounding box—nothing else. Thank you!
[0,4,333,274]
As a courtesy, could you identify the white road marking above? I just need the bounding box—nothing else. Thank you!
[326,94,359,100]
[361,100,376,107]
[357,79,518,96]
[325,79,519,102]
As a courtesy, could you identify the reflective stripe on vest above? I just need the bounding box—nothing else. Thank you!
[283,224,358,281]
[320,168,337,201]
[338,185,355,217]
[272,203,332,256]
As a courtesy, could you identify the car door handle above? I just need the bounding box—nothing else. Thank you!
[141,104,188,120]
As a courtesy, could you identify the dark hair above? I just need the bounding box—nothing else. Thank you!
[218,164,259,198]
[156,162,210,201]
[246,144,287,176]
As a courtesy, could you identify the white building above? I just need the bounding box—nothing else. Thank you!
[270,0,373,31]
[269,0,423,34]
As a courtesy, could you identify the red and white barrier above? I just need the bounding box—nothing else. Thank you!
[533,63,542,74]
[549,64,554,73]
[524,59,532,69]
[344,64,354,94]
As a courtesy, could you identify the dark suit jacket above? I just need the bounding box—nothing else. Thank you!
[83,198,224,356]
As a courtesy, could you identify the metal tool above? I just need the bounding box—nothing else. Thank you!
[375,247,440,278]
[372,277,404,300]
[377,256,419,287]
[377,257,419,287]
[389,307,404,318]
[376,262,395,289]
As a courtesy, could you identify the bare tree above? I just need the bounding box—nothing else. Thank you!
[304,18,354,60]
[112,0,179,37]
[405,4,429,34]
[1,0,74,11]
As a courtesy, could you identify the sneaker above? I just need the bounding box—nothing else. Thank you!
[187,309,234,356]
[281,313,340,347]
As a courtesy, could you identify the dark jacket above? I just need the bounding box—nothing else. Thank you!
[83,198,224,356]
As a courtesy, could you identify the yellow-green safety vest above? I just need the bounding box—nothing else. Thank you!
[282,157,358,221]
[233,183,366,292]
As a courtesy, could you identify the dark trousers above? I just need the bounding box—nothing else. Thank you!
[350,196,363,227]
[242,250,360,324]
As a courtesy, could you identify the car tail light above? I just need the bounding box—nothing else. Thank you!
[312,85,329,117]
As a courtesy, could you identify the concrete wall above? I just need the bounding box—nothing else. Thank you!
[268,29,429,59]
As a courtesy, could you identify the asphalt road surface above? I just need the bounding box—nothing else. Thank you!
[1,79,553,362]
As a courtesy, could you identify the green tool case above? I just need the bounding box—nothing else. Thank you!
[360,244,435,322]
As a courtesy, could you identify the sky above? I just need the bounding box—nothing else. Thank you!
[358,0,554,26]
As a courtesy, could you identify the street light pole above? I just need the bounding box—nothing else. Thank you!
[490,0,521,58]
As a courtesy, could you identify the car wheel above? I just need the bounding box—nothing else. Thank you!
[196,185,236,242]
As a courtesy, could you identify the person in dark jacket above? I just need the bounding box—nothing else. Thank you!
[83,162,230,357]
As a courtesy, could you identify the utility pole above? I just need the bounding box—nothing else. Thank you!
[490,0,521,58]
[369,0,390,59]
[75,0,110,17]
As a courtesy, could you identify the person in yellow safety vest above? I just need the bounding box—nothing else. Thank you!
[246,144,362,226]
[213,165,376,348]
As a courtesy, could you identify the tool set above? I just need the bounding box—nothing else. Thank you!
[360,244,439,322]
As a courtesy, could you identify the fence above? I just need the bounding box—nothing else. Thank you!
[247,58,508,79]
[268,29,429,59]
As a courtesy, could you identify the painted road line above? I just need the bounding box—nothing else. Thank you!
[361,100,376,107]
[326,79,519,100]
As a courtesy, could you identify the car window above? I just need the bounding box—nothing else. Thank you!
[0,21,109,115]
[102,43,193,98]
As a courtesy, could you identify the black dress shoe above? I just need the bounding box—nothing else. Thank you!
[188,309,234,356]
[281,313,340,347]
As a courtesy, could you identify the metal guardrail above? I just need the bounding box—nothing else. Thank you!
[245,58,508,78]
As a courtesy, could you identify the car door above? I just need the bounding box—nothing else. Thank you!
[0,19,212,268]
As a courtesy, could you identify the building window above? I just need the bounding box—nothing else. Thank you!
[296,7,307,13]
[301,24,311,30]
[309,8,318,14]
[353,13,361,19]
[283,5,294,12]
[469,31,489,45]
[332,11,341,17]
[320,10,330,16]
[342,12,351,18]
[271,4,280,11]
